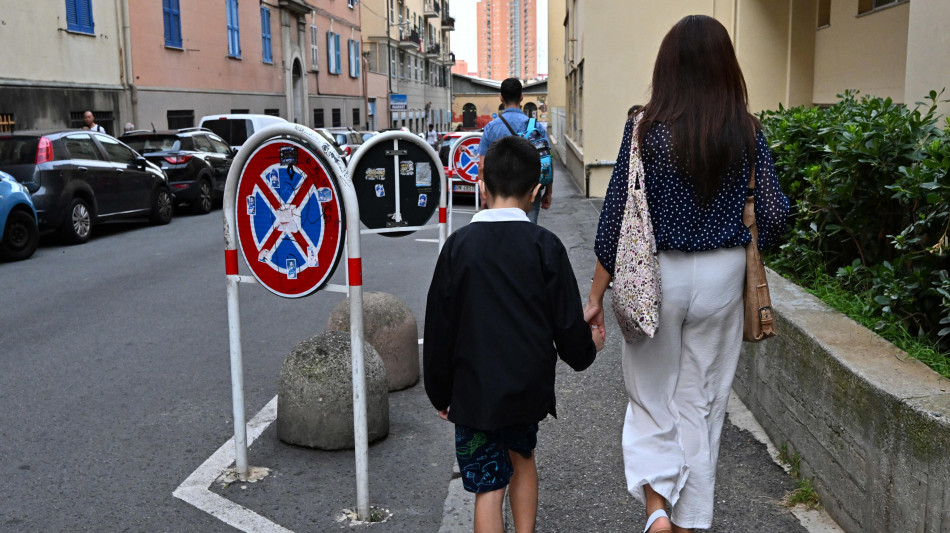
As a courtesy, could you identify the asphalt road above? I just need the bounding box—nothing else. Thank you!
[0,196,463,531]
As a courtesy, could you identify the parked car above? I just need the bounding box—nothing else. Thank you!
[0,130,174,244]
[121,128,234,214]
[322,128,365,159]
[198,114,288,151]
[312,128,350,161]
[357,130,379,142]
[0,169,38,261]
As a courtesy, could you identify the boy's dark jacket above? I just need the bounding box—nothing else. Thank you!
[423,219,597,431]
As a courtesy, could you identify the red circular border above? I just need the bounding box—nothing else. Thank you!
[235,139,345,298]
[452,137,481,184]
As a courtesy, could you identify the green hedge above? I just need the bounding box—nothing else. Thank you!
[760,90,950,374]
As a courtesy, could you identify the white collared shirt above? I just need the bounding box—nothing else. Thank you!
[471,207,529,223]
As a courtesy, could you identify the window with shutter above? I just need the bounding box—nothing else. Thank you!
[226,0,241,58]
[310,25,320,71]
[348,39,361,78]
[66,0,95,34]
[261,7,273,63]
[163,0,182,47]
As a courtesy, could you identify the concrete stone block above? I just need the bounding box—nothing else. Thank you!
[328,291,420,391]
[277,331,389,450]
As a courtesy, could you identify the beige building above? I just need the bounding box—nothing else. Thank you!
[0,0,128,134]
[361,0,455,133]
[451,74,546,130]
[551,0,950,197]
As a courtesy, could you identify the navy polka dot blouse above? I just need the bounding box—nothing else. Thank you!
[595,119,791,275]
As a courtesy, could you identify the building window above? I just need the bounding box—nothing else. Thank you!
[327,31,341,74]
[230,109,250,114]
[818,0,831,27]
[70,110,114,135]
[399,50,406,79]
[309,25,320,71]
[858,0,907,14]
[390,48,397,79]
[348,39,361,78]
[226,0,241,58]
[313,108,325,128]
[264,108,280,117]
[332,108,342,127]
[352,108,361,127]
[0,113,14,133]
[65,0,95,34]
[162,0,182,47]
[167,109,194,129]
[260,7,273,63]
[348,0,357,7]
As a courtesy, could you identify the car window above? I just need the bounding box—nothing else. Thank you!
[203,119,250,147]
[0,138,38,165]
[63,134,103,161]
[193,134,213,152]
[96,135,139,165]
[123,136,181,153]
[208,135,233,155]
[334,133,347,145]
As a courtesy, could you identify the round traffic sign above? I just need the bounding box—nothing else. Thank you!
[450,135,482,184]
[235,138,346,298]
[349,133,442,237]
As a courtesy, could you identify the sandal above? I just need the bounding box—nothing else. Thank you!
[644,509,672,533]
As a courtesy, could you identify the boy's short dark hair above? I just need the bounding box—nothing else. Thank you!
[500,78,523,105]
[483,136,540,199]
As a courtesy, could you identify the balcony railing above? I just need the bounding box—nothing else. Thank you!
[441,14,454,30]
[424,0,440,18]
[425,43,440,59]
[399,29,421,50]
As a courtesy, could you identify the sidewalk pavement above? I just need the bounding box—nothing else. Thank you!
[195,154,842,532]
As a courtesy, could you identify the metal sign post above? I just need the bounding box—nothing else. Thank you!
[222,123,372,520]
[447,133,482,233]
[347,131,447,248]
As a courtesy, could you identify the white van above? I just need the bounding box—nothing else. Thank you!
[198,114,288,150]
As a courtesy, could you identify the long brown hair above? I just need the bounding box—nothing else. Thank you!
[637,15,758,202]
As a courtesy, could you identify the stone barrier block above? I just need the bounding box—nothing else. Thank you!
[328,291,420,391]
[277,330,389,450]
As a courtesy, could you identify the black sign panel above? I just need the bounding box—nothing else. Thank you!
[351,137,441,237]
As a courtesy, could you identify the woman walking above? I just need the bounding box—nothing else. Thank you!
[584,15,789,533]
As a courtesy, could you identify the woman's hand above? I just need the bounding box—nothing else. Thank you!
[437,408,450,421]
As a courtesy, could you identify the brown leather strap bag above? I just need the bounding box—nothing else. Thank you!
[743,165,777,342]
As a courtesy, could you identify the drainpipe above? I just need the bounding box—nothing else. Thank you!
[584,160,615,198]
[119,0,136,127]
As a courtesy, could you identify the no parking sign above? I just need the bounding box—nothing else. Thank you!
[450,134,482,184]
[234,138,345,298]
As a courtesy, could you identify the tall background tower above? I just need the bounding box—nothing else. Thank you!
[476,0,538,80]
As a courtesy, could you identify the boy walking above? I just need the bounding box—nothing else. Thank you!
[424,136,605,533]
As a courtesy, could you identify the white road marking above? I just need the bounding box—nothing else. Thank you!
[415,238,440,243]
[173,396,293,533]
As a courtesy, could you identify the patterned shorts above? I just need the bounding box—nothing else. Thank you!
[454,423,539,494]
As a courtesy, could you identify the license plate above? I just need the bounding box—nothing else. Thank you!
[453,184,475,193]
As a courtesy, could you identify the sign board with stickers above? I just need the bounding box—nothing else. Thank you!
[234,138,346,298]
[348,131,445,238]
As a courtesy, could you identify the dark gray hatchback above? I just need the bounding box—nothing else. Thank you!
[0,130,174,244]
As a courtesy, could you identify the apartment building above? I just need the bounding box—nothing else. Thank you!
[0,0,128,134]
[1,0,369,133]
[361,0,455,133]
[550,0,950,197]
[476,0,539,80]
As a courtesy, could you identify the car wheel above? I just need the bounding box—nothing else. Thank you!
[150,188,174,225]
[192,178,213,215]
[0,210,39,261]
[60,197,92,244]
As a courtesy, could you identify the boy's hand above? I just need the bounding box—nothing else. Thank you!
[437,408,450,421]
[591,324,605,351]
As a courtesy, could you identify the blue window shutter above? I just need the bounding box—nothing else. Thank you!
[227,0,241,58]
[66,0,95,34]
[261,7,272,63]
[335,34,341,74]
[163,0,182,47]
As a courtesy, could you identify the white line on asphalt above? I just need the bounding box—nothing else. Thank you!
[173,395,292,533]
[415,238,440,243]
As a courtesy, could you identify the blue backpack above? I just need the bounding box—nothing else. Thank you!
[499,115,553,186]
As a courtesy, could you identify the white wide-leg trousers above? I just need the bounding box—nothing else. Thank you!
[620,246,745,530]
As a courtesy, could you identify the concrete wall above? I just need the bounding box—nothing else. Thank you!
[813,0,909,103]
[734,271,950,533]
[904,0,950,116]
